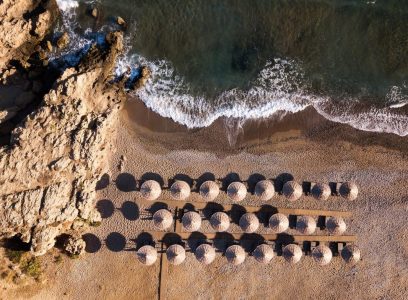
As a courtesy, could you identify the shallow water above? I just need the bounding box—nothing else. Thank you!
[56,0,408,135]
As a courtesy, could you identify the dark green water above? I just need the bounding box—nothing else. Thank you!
[58,0,408,134]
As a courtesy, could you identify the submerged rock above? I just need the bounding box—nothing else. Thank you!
[57,32,70,49]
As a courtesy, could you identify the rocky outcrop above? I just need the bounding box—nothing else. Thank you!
[0,0,58,70]
[63,235,86,257]
[0,32,126,256]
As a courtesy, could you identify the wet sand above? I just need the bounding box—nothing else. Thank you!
[7,97,408,300]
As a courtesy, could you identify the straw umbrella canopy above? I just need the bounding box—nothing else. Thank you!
[311,183,331,201]
[210,212,230,232]
[227,182,247,202]
[140,180,161,201]
[269,213,289,233]
[166,244,186,265]
[195,244,216,265]
[282,244,303,264]
[282,181,302,201]
[326,216,347,235]
[254,180,275,201]
[341,245,361,264]
[170,180,191,200]
[153,209,173,230]
[199,181,220,201]
[312,245,333,266]
[296,216,316,235]
[339,182,359,201]
[136,245,158,266]
[182,211,202,232]
[239,213,259,233]
[225,245,246,265]
[252,244,274,264]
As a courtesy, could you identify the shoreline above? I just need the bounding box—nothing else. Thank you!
[123,95,408,155]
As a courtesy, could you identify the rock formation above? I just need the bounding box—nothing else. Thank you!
[0,30,126,256]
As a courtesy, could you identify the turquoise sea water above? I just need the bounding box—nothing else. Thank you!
[56,0,408,135]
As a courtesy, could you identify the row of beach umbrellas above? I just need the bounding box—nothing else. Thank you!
[136,243,361,266]
[141,179,359,202]
[153,209,348,235]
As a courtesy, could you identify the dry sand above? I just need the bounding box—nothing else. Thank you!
[5,97,408,300]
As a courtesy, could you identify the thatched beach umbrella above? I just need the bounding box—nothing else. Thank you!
[282,181,302,201]
[210,212,230,232]
[282,244,303,264]
[199,181,220,201]
[239,213,259,233]
[326,216,347,235]
[182,211,201,232]
[153,209,173,230]
[136,245,158,266]
[225,245,245,265]
[166,244,186,265]
[296,216,316,235]
[311,183,331,201]
[254,180,275,201]
[140,180,161,201]
[339,182,358,201]
[269,213,289,233]
[341,245,361,264]
[252,244,274,264]
[195,244,216,265]
[170,180,191,200]
[227,182,247,202]
[312,245,333,266]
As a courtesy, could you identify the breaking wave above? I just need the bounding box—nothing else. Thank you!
[56,0,408,137]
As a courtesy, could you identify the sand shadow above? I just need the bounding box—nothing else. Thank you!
[106,232,126,252]
[96,199,115,219]
[133,232,155,250]
[141,172,165,187]
[119,201,139,221]
[95,173,110,190]
[195,172,216,192]
[115,173,137,192]
[1,235,31,251]
[221,172,241,191]
[273,173,294,193]
[247,173,266,194]
[83,233,102,253]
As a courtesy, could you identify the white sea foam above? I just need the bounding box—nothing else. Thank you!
[56,0,79,12]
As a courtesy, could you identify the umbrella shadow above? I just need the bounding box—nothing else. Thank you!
[275,233,296,255]
[202,202,225,220]
[105,232,126,252]
[256,204,278,227]
[229,204,247,225]
[247,173,266,194]
[141,172,165,188]
[302,181,312,195]
[83,233,102,253]
[187,232,208,252]
[221,172,242,191]
[119,201,139,221]
[317,216,326,230]
[240,233,265,253]
[329,182,338,195]
[169,174,194,188]
[214,232,235,253]
[143,202,170,220]
[273,172,294,193]
[115,173,137,192]
[96,199,115,219]
[133,232,155,251]
[289,214,298,229]
[96,173,110,190]
[161,233,184,248]
[194,172,216,192]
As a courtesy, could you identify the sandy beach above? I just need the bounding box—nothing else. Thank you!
[4,95,406,300]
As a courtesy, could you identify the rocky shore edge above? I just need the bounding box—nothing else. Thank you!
[0,0,130,257]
